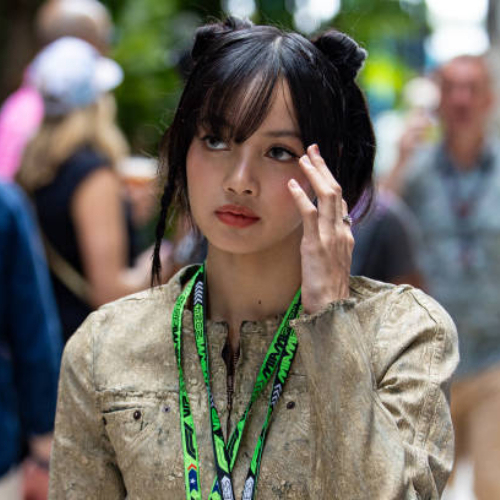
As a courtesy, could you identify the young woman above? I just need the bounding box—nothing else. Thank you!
[49,18,458,499]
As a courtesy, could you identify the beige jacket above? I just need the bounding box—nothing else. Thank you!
[49,267,459,499]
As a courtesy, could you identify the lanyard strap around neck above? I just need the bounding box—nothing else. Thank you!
[172,264,301,500]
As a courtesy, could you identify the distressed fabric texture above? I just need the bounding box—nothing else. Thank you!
[49,266,458,499]
[402,140,500,377]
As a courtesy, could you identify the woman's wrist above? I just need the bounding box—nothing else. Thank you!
[302,278,350,314]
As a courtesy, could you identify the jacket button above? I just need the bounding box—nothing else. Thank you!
[163,406,171,413]
[286,401,296,410]
[133,410,142,420]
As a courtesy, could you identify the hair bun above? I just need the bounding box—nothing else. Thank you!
[313,30,367,82]
[191,16,254,62]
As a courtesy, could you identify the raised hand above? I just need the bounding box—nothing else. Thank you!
[288,144,354,314]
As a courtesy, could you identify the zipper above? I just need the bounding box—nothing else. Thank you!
[222,339,241,438]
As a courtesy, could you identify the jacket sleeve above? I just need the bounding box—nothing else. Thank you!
[291,286,459,499]
[49,310,126,499]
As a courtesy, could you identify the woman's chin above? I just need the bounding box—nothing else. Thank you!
[207,239,265,257]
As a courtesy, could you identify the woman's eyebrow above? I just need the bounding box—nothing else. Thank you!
[263,130,301,139]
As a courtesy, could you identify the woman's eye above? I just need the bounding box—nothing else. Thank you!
[268,147,298,162]
[202,135,228,150]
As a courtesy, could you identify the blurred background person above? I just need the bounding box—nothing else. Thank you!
[16,37,172,343]
[351,76,439,289]
[35,0,111,53]
[351,188,423,287]
[0,0,112,181]
[384,54,500,500]
[0,181,62,500]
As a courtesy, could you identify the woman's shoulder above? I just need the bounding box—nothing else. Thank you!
[350,275,458,377]
[350,274,455,329]
[35,147,110,205]
[64,146,109,171]
[57,147,109,187]
[62,266,196,392]
[350,274,456,333]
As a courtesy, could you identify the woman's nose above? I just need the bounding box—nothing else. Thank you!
[222,154,259,196]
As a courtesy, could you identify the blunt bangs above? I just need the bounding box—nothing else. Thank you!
[280,33,345,170]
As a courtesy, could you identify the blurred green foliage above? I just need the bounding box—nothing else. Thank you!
[336,0,426,40]
[101,0,189,155]
[335,0,428,111]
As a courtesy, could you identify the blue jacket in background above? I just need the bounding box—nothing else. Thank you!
[0,181,62,478]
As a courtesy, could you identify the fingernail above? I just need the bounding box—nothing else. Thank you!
[312,144,320,155]
[289,179,299,189]
[300,154,312,165]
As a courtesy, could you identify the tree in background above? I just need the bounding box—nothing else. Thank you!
[335,0,428,115]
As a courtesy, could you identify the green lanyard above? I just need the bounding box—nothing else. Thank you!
[172,264,301,500]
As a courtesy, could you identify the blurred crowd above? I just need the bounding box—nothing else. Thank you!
[1,1,500,499]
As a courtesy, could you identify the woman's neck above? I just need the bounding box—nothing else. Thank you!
[205,238,302,347]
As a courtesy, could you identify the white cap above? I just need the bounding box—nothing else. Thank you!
[29,36,123,116]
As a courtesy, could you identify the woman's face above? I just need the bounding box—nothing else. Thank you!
[186,81,312,257]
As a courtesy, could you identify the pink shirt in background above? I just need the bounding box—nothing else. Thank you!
[0,84,44,180]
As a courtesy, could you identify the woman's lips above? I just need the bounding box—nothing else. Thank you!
[215,205,260,228]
